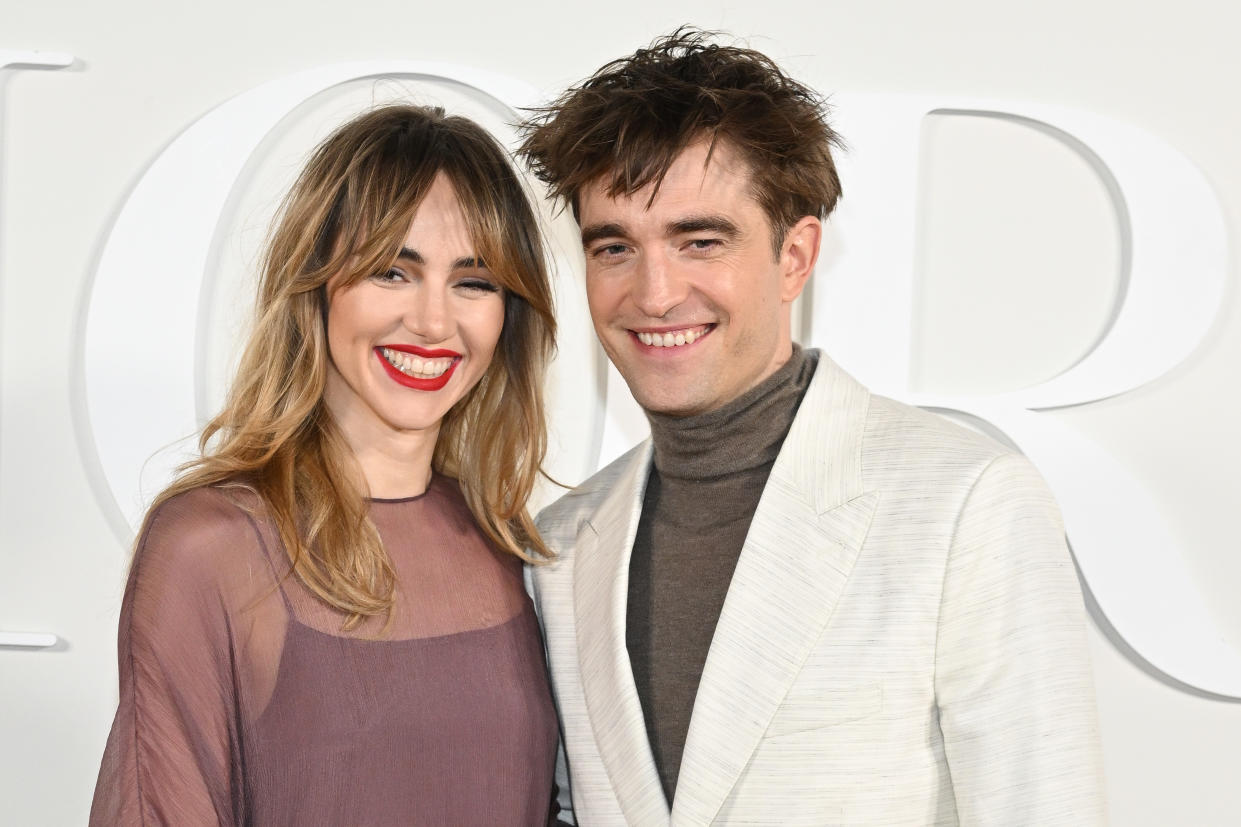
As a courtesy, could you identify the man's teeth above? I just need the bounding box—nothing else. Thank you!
[382,348,454,378]
[636,327,705,348]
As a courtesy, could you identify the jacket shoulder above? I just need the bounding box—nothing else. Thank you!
[863,393,1015,477]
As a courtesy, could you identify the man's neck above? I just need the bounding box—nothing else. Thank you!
[644,344,817,481]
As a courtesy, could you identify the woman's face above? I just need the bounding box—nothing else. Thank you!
[323,174,506,445]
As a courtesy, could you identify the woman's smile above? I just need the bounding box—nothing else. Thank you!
[376,345,461,389]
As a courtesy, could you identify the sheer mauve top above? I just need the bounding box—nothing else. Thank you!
[90,474,559,826]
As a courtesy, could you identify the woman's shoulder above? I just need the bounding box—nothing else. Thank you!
[119,483,285,684]
[137,483,270,574]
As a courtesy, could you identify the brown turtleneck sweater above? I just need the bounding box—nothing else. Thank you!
[627,344,818,804]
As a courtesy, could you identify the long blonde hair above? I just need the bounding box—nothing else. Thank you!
[149,105,556,626]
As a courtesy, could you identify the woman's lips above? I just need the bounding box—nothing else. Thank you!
[375,346,461,391]
[381,344,460,358]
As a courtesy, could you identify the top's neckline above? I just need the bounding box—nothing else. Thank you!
[365,473,438,504]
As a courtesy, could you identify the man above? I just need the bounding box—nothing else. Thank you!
[521,29,1105,826]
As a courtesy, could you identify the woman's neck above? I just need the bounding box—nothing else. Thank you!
[329,407,439,499]
[349,438,436,499]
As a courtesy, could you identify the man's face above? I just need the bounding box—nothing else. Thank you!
[579,139,816,416]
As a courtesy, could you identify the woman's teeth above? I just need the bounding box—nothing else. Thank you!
[636,326,706,348]
[382,348,454,378]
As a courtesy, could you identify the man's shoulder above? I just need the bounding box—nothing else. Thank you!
[857,393,1021,485]
[536,441,649,550]
[797,353,1012,470]
[870,393,1005,449]
[796,351,1008,468]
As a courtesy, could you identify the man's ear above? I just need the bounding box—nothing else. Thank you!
[779,215,822,302]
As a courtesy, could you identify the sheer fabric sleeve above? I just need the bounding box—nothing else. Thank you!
[90,488,254,826]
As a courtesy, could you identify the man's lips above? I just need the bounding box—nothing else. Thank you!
[375,345,461,391]
[630,323,714,349]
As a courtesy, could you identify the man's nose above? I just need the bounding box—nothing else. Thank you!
[631,252,686,318]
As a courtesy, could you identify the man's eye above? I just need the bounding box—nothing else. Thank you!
[594,243,629,258]
[687,238,721,252]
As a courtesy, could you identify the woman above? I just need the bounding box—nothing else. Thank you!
[90,105,560,825]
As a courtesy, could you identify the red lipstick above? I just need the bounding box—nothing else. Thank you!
[381,344,461,358]
[374,346,461,391]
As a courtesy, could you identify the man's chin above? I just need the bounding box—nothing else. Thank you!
[628,386,711,418]
[612,358,714,416]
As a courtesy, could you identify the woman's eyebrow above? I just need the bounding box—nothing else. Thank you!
[396,247,486,269]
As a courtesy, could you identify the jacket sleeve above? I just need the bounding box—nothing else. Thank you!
[90,495,246,826]
[934,453,1107,825]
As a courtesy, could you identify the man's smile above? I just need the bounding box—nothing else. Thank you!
[632,323,715,349]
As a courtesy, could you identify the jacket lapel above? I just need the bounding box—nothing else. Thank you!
[671,355,879,825]
[573,441,672,826]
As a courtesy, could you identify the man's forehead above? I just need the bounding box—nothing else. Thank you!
[580,139,754,215]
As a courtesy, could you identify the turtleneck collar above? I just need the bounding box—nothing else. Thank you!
[645,344,818,481]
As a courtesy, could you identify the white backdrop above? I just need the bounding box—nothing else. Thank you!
[3,1,1240,824]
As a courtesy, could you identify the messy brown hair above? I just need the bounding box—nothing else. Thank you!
[519,26,844,255]
[149,104,556,627]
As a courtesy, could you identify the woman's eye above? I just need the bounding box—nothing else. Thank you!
[457,278,500,294]
[371,268,406,285]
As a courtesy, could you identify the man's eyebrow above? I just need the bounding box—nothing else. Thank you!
[580,223,627,249]
[397,247,486,269]
[580,217,740,249]
[668,216,740,238]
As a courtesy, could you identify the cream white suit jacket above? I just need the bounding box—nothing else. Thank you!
[531,354,1107,826]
